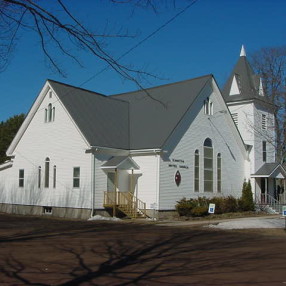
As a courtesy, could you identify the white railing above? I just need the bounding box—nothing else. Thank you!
[256,193,283,213]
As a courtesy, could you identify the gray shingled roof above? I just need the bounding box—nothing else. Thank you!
[49,80,130,149]
[49,75,212,150]
[253,163,281,177]
[113,75,212,149]
[222,55,270,104]
[101,156,139,169]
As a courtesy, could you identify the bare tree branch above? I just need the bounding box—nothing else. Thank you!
[251,46,286,162]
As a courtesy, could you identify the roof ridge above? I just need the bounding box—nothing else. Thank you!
[112,74,213,97]
[47,79,130,104]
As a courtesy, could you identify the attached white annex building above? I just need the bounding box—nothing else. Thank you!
[0,46,285,219]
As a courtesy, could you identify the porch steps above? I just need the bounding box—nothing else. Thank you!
[256,193,285,214]
[118,204,146,219]
[103,191,149,219]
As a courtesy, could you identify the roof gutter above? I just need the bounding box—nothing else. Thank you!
[87,146,162,156]
[129,149,162,155]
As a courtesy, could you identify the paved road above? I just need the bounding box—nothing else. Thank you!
[0,213,286,285]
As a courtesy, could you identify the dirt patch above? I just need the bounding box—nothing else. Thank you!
[0,213,285,285]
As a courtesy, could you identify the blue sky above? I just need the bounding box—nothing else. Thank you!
[0,0,285,121]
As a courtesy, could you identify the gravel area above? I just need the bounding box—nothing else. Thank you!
[208,216,286,229]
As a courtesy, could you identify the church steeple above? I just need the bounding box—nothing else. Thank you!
[222,45,268,104]
[240,45,246,57]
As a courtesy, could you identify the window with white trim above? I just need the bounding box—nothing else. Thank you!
[19,169,24,187]
[45,158,50,188]
[43,206,52,214]
[73,167,80,188]
[204,138,213,192]
[262,141,267,162]
[217,153,221,193]
[53,165,57,188]
[38,166,41,188]
[204,98,213,115]
[194,150,199,192]
[45,103,55,123]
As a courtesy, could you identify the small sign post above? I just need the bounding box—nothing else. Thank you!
[282,206,286,230]
[208,203,216,214]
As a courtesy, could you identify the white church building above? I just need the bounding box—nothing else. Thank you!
[0,46,285,219]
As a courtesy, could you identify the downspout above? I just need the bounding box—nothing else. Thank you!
[90,153,96,218]
[156,154,160,219]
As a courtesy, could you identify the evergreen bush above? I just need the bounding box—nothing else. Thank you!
[239,180,255,211]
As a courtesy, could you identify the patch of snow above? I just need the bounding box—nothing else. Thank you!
[88,215,121,221]
[208,217,285,230]
[145,217,157,221]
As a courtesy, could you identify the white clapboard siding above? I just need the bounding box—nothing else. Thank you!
[131,155,159,209]
[0,86,92,209]
[228,101,276,174]
[159,81,246,210]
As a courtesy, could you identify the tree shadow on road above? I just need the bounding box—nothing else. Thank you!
[2,223,284,286]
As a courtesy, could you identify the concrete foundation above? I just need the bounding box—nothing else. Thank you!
[0,203,179,220]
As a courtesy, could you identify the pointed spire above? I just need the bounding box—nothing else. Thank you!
[240,45,246,57]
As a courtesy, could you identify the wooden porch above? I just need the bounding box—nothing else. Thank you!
[103,191,148,219]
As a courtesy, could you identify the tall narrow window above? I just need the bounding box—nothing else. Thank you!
[262,114,266,130]
[194,150,199,192]
[209,101,213,115]
[38,166,41,188]
[52,107,55,121]
[204,138,213,192]
[48,103,52,122]
[45,109,48,122]
[204,98,209,115]
[53,165,56,188]
[204,98,213,115]
[45,158,50,188]
[217,153,221,193]
[19,169,24,187]
[73,167,80,188]
[262,141,267,162]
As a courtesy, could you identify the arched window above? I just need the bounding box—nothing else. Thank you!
[217,153,221,193]
[53,165,56,188]
[48,104,52,122]
[38,166,41,188]
[204,98,213,115]
[44,109,48,122]
[204,138,213,192]
[204,98,209,115]
[45,158,50,188]
[209,101,213,115]
[52,107,55,121]
[194,150,199,192]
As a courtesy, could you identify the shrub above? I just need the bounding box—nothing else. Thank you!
[223,196,239,213]
[209,197,225,214]
[176,198,197,216]
[191,206,209,217]
[176,194,249,218]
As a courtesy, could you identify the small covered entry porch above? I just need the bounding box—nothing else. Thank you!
[101,156,147,218]
[252,163,286,212]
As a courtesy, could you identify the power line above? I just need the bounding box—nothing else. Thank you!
[78,0,199,87]
[34,0,200,114]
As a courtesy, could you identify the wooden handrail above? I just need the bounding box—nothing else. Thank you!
[103,191,147,218]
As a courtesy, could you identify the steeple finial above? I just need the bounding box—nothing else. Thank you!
[240,45,246,57]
